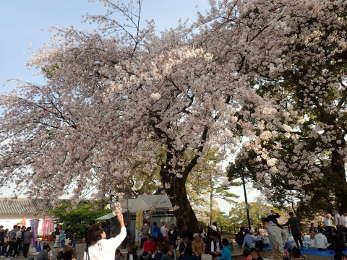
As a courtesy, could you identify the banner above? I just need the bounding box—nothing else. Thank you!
[136,211,143,229]
[30,219,40,247]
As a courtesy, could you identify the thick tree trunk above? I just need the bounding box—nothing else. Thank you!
[331,149,347,212]
[160,169,199,233]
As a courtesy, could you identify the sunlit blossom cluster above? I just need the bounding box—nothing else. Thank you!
[0,0,345,212]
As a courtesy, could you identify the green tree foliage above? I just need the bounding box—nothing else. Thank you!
[187,148,240,223]
[228,201,286,230]
[226,0,347,214]
[213,209,235,234]
[50,201,111,239]
[209,201,286,234]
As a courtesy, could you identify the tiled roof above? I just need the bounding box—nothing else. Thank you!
[0,198,52,216]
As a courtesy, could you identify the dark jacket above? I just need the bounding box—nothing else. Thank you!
[284,217,301,234]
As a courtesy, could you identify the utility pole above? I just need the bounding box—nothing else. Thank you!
[241,170,251,230]
[209,172,213,225]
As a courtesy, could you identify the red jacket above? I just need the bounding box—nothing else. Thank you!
[143,240,156,254]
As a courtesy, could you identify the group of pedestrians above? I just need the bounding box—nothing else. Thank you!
[139,222,232,260]
[0,225,33,258]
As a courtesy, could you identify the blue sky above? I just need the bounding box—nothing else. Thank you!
[0,0,211,91]
[0,0,261,210]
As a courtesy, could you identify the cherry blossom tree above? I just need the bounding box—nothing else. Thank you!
[0,0,346,231]
[0,0,250,230]
[220,0,347,212]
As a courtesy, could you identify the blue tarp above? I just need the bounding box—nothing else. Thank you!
[262,246,347,256]
[300,248,335,257]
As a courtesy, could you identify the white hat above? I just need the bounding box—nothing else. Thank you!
[209,225,217,232]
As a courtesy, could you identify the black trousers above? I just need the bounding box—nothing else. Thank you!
[292,232,303,248]
[23,243,30,257]
[6,241,16,257]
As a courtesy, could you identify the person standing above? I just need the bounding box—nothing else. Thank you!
[267,210,282,228]
[0,226,5,256]
[19,226,26,256]
[331,227,345,260]
[283,212,303,249]
[323,212,334,235]
[235,228,245,247]
[160,223,169,241]
[168,227,177,248]
[140,222,150,247]
[14,225,22,257]
[151,223,161,241]
[339,212,347,229]
[333,211,341,227]
[6,225,17,257]
[261,217,285,258]
[205,234,221,258]
[84,204,126,260]
[2,229,9,256]
[23,227,33,258]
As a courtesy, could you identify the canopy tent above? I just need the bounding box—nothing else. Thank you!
[96,195,172,221]
[96,197,151,221]
[136,194,172,210]
[123,197,151,212]
[97,213,115,221]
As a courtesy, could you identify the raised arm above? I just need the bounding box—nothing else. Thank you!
[107,204,127,250]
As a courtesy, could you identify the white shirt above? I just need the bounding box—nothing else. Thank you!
[16,231,22,239]
[210,241,220,252]
[160,226,168,238]
[313,233,329,249]
[340,215,347,227]
[84,227,126,260]
[323,216,332,227]
[334,213,340,226]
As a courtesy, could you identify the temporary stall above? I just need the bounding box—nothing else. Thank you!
[97,194,175,244]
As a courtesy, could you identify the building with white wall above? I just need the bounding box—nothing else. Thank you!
[0,198,54,235]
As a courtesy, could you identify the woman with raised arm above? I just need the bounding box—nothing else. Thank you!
[84,203,126,260]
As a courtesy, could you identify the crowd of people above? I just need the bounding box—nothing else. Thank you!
[0,225,33,258]
[235,210,347,260]
[0,223,77,260]
[134,221,233,260]
[2,208,345,260]
[118,209,347,260]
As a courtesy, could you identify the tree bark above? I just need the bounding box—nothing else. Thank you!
[159,167,199,233]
